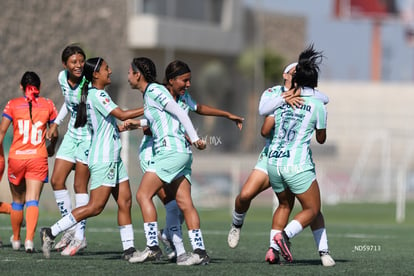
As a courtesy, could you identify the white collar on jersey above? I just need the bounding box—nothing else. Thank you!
[300,87,317,97]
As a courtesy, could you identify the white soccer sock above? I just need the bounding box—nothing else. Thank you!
[144,222,158,247]
[284,220,303,239]
[74,193,89,241]
[188,229,205,251]
[54,189,72,217]
[119,224,135,251]
[51,213,77,237]
[312,227,329,252]
[164,200,185,256]
[270,229,281,251]
[171,225,185,256]
[232,210,246,227]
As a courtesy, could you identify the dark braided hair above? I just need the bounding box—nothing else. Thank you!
[131,57,157,83]
[292,44,323,90]
[20,71,41,123]
[74,57,103,128]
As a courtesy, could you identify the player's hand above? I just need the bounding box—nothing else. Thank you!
[228,115,244,131]
[283,89,303,109]
[193,139,206,150]
[46,124,58,140]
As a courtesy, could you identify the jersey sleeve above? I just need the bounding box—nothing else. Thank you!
[54,103,68,125]
[315,102,327,130]
[146,85,174,110]
[313,89,329,105]
[91,90,118,117]
[258,86,285,116]
[181,90,198,111]
[2,100,14,121]
[48,99,58,123]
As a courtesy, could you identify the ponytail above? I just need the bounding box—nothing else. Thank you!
[20,72,41,123]
[293,44,323,89]
[74,57,103,128]
[131,57,157,83]
[74,77,89,128]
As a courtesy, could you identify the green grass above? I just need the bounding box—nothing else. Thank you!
[1,202,413,275]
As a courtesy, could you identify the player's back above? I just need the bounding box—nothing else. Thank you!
[4,97,57,159]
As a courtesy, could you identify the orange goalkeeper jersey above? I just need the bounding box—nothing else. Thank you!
[2,96,57,159]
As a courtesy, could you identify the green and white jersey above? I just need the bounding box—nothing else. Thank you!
[143,83,191,154]
[268,87,327,168]
[57,70,91,140]
[177,90,197,147]
[259,86,284,148]
[138,89,197,169]
[86,88,120,164]
[178,90,198,113]
[139,134,154,164]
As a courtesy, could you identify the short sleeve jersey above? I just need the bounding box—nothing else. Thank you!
[3,96,57,159]
[259,86,284,148]
[139,89,197,164]
[143,83,191,154]
[268,88,327,167]
[86,88,120,164]
[58,70,91,140]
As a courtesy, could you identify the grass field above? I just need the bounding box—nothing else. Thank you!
[1,202,413,275]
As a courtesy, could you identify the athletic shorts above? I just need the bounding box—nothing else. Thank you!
[147,151,192,184]
[253,146,269,174]
[88,160,129,190]
[267,163,316,194]
[138,134,155,173]
[8,157,48,185]
[56,134,90,164]
[138,146,153,173]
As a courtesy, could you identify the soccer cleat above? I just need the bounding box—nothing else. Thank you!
[54,229,75,251]
[194,248,210,265]
[40,227,55,259]
[227,224,241,248]
[273,231,292,262]
[320,250,336,267]
[61,237,87,256]
[128,246,162,263]
[158,230,176,260]
[25,240,34,253]
[10,235,21,250]
[265,247,280,264]
[121,247,137,261]
[176,252,203,266]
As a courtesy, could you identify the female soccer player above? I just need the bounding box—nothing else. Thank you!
[0,71,58,253]
[125,57,208,266]
[228,61,334,266]
[40,57,143,260]
[46,45,90,255]
[127,60,243,263]
[266,45,333,265]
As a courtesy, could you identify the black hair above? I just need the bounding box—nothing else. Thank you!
[20,71,41,123]
[292,44,323,89]
[131,57,157,83]
[61,44,86,64]
[74,57,103,128]
[164,60,191,84]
